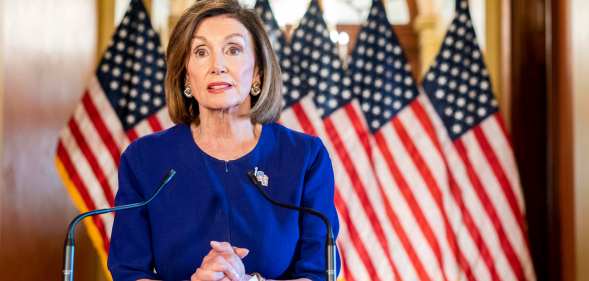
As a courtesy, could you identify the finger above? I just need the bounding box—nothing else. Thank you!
[193,267,225,281]
[210,241,234,254]
[203,256,241,281]
[233,247,250,259]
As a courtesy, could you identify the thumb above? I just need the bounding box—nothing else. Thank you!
[233,247,250,259]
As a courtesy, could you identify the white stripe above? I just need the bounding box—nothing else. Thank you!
[417,93,498,280]
[462,131,532,279]
[327,103,411,279]
[278,108,304,133]
[72,97,119,202]
[399,104,491,280]
[443,139,518,281]
[284,100,398,280]
[155,108,174,129]
[336,222,371,281]
[88,77,130,150]
[133,116,157,138]
[481,117,525,210]
[375,123,447,280]
[59,126,115,237]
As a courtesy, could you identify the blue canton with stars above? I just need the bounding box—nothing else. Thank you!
[422,0,498,140]
[283,0,351,117]
[96,0,166,131]
[254,0,293,108]
[255,0,287,60]
[349,0,419,133]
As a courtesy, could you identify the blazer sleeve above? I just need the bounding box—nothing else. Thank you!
[108,148,160,281]
[290,137,341,281]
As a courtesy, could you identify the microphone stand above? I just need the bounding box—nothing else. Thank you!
[247,171,337,281]
[62,169,176,281]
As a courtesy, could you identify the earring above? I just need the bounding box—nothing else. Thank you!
[183,85,192,98]
[251,81,261,96]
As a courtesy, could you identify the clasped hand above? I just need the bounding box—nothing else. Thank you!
[190,241,251,281]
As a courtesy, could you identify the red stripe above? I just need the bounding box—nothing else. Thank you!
[343,104,403,281]
[324,116,403,280]
[336,242,357,281]
[147,115,164,132]
[473,126,528,238]
[57,141,111,252]
[287,105,378,279]
[127,128,139,142]
[372,132,433,281]
[494,115,514,150]
[411,100,498,279]
[448,175,500,281]
[343,105,372,159]
[291,103,318,136]
[391,116,471,281]
[454,140,525,280]
[68,119,116,207]
[82,91,121,167]
[334,191,381,280]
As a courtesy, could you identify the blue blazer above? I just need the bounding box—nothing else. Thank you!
[108,123,340,281]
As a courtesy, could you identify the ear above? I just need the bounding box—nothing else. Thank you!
[253,66,261,84]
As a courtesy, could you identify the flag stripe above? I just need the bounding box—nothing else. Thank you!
[74,95,119,198]
[393,112,474,280]
[481,117,525,213]
[373,131,436,281]
[82,92,122,167]
[282,105,381,280]
[291,103,319,136]
[67,118,116,207]
[461,130,531,279]
[391,116,449,276]
[324,116,400,280]
[411,97,500,280]
[397,105,476,280]
[127,128,140,142]
[326,106,401,280]
[334,191,381,280]
[454,139,525,280]
[57,141,111,253]
[337,241,358,281]
[147,114,164,132]
[473,124,527,239]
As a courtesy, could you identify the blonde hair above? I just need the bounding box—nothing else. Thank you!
[165,0,282,125]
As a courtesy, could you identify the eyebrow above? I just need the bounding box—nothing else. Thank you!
[192,33,246,42]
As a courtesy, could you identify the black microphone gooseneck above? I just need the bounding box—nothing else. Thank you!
[62,169,176,281]
[247,171,337,281]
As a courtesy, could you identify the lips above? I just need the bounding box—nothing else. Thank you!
[207,82,233,93]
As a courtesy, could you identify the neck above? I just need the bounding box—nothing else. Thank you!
[194,108,256,142]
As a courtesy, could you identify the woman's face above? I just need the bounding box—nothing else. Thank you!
[186,15,258,114]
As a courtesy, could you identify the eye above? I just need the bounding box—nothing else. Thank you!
[226,46,242,56]
[194,48,208,57]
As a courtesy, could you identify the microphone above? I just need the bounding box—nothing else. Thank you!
[62,169,176,281]
[247,170,337,281]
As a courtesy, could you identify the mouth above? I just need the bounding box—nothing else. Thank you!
[207,82,233,93]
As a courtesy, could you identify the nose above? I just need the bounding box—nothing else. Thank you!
[209,52,227,75]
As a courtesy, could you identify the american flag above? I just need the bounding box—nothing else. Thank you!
[257,0,401,280]
[55,0,171,276]
[349,0,467,280]
[422,0,535,280]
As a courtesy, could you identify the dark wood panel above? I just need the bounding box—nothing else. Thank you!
[0,1,107,280]
[548,0,574,280]
[509,0,559,280]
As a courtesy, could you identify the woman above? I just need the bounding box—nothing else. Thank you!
[107,1,340,280]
